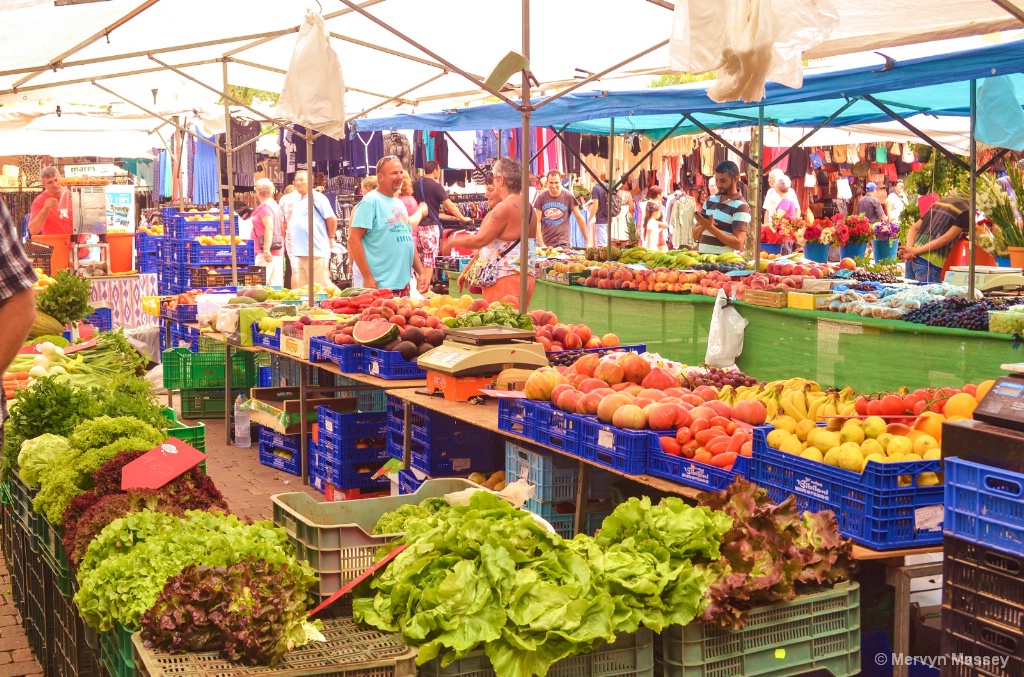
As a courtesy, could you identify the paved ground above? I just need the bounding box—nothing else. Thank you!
[0,414,323,674]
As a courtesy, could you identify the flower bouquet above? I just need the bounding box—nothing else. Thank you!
[871,220,900,262]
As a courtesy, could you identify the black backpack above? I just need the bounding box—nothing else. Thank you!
[592,183,622,217]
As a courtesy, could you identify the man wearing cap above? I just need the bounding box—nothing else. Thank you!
[857,182,887,225]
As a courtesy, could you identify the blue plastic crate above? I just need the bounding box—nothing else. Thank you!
[251,323,281,351]
[545,343,647,359]
[359,346,426,380]
[84,308,112,333]
[165,212,239,239]
[161,300,197,323]
[530,402,587,456]
[257,426,307,476]
[523,497,613,521]
[497,397,533,438]
[398,469,425,495]
[647,447,750,492]
[186,240,255,266]
[136,231,164,253]
[750,425,944,549]
[308,449,389,489]
[385,425,501,476]
[318,408,387,461]
[945,457,1024,558]
[138,251,161,274]
[572,414,650,475]
[258,365,272,388]
[309,336,362,372]
[505,440,578,502]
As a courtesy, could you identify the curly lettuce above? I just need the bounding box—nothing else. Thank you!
[17,434,70,487]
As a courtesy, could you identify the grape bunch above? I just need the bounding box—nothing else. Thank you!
[547,350,592,367]
[828,270,904,283]
[849,283,878,292]
[684,367,758,389]
[903,297,1024,331]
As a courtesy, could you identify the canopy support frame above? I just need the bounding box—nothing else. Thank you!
[615,116,688,190]
[762,98,861,172]
[968,79,978,300]
[862,94,971,170]
[549,127,604,186]
[445,132,486,173]
[532,40,669,110]
[520,0,532,311]
[681,114,759,168]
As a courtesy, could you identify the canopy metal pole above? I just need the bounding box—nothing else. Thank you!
[223,59,238,287]
[531,40,669,110]
[752,107,765,271]
[519,0,531,311]
[615,116,687,189]
[968,79,977,300]
[307,132,316,308]
[607,119,614,259]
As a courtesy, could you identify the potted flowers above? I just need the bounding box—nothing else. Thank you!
[799,218,839,263]
[838,214,872,260]
[871,221,900,262]
[761,216,803,254]
[978,169,1024,268]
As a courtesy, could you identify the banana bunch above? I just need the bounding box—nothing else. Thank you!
[776,379,859,423]
[734,384,765,401]
[715,252,745,264]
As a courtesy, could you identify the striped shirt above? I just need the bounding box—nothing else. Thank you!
[0,201,38,429]
[699,194,750,254]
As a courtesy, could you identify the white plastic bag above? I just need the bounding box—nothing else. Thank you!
[705,289,748,369]
[669,0,838,103]
[277,10,346,140]
[976,76,1024,151]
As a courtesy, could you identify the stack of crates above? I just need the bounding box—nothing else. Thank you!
[158,206,254,295]
[163,348,257,419]
[385,395,503,492]
[942,456,1024,676]
[136,230,164,274]
[506,440,616,539]
[311,407,390,493]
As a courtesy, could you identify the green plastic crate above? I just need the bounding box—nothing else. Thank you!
[49,573,97,677]
[36,517,75,597]
[9,472,42,536]
[198,334,226,353]
[179,389,242,420]
[24,527,51,676]
[101,626,137,677]
[421,629,653,677]
[162,348,256,389]
[161,408,206,453]
[659,582,861,677]
[1,478,10,505]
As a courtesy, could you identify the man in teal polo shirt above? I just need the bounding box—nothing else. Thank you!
[349,156,430,294]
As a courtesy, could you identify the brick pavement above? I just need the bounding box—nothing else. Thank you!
[0,414,322,673]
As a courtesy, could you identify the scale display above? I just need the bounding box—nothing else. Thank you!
[973,375,1024,432]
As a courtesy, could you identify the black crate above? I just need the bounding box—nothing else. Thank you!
[23,525,51,677]
[24,240,53,276]
[941,609,1023,677]
[49,575,97,677]
[9,518,26,617]
[945,536,1024,628]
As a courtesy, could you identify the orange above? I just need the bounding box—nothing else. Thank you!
[944,393,979,420]
[914,411,946,446]
[976,379,996,402]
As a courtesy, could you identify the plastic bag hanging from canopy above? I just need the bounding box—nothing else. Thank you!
[277,10,346,141]
[669,0,838,103]
[976,76,1024,151]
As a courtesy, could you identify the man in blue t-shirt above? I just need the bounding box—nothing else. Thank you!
[350,157,430,294]
[693,161,751,254]
[286,171,337,287]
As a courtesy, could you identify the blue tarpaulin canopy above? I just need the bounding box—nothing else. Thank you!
[354,40,1024,138]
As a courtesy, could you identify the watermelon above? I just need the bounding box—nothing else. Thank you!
[353,320,400,347]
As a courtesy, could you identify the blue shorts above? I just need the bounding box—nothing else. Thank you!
[908,257,943,283]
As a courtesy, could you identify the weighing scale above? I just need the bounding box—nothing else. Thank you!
[417,327,549,401]
[70,186,110,274]
[944,266,1024,293]
[970,363,1024,433]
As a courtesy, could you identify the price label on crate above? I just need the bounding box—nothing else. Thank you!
[914,504,943,532]
[597,429,614,449]
[121,437,207,490]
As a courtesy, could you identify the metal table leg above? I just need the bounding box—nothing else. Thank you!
[885,561,944,677]
[573,461,588,536]
[224,343,233,446]
[298,361,309,486]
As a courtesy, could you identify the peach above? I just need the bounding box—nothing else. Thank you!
[594,360,626,386]
[578,378,608,394]
[597,393,633,423]
[612,404,647,430]
[576,392,603,415]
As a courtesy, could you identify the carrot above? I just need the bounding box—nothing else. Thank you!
[710,452,738,469]
[695,429,727,446]
[706,437,731,456]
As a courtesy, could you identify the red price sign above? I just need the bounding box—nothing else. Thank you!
[121,437,207,490]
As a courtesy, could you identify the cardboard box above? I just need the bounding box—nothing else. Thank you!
[249,387,357,435]
[742,289,788,308]
[787,291,835,311]
[224,308,267,346]
[279,324,333,360]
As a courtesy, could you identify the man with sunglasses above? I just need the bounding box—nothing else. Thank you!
[349,156,430,295]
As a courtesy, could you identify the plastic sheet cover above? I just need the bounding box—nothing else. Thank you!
[277,10,346,141]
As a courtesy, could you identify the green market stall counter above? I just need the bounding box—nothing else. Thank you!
[530,280,1014,392]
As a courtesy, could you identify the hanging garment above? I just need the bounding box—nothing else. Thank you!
[700,140,716,176]
[19,156,42,187]
[193,122,219,205]
[670,195,696,247]
[351,131,385,176]
[836,178,852,200]
[230,119,261,188]
[384,132,414,173]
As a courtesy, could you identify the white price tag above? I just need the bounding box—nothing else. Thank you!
[518,464,529,481]
[325,420,334,433]
[453,458,471,472]
[598,429,614,449]
[914,505,943,532]
[369,361,380,375]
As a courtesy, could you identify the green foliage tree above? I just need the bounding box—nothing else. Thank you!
[902,144,969,198]
[648,72,716,88]
[219,85,279,107]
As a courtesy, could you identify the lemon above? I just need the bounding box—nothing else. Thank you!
[839,425,865,445]
[923,448,942,461]
[773,416,798,434]
[779,436,804,455]
[800,447,825,462]
[917,472,941,487]
[823,447,843,467]
[913,434,939,456]
[862,416,886,439]
[886,435,913,457]
[767,429,792,449]
[863,452,886,468]
[795,420,818,442]
[814,430,841,454]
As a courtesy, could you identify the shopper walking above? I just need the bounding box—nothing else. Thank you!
[286,171,337,288]
[250,178,284,287]
[349,156,430,295]
[642,202,670,251]
[278,183,299,288]
[886,180,909,222]
[589,177,615,247]
[440,157,539,306]
[857,182,887,225]
[534,170,590,248]
[413,160,472,282]
[0,202,38,448]
[693,161,750,254]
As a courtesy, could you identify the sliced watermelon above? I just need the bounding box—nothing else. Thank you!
[353,320,400,347]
